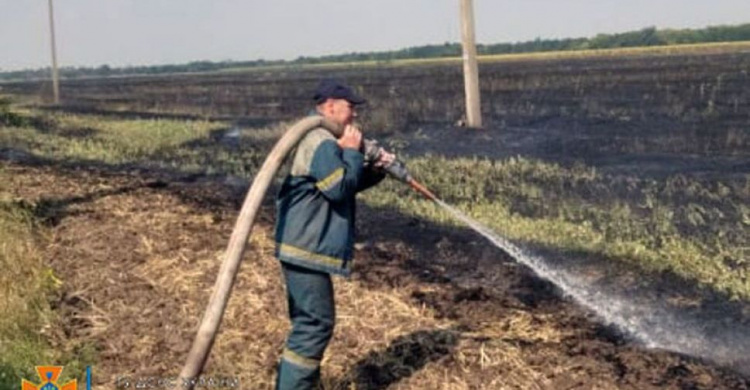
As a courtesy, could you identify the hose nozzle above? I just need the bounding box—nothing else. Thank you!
[363,139,436,201]
[382,159,412,183]
[407,178,438,201]
[383,159,437,201]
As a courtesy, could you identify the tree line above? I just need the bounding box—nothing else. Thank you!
[2,23,749,81]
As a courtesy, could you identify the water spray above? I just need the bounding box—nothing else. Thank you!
[363,140,437,201]
[377,155,750,376]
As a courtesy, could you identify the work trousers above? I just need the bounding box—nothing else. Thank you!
[276,262,335,390]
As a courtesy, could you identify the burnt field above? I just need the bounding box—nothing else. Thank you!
[4,46,750,159]
[1,46,749,389]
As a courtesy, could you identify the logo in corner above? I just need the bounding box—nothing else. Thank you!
[21,366,77,390]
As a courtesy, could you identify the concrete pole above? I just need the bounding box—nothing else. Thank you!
[460,0,482,128]
[48,0,60,104]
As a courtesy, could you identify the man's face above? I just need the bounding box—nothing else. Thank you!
[322,98,357,126]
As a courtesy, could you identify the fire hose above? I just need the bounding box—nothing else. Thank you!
[176,116,435,388]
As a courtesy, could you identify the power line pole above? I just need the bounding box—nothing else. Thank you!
[48,0,60,104]
[460,0,482,128]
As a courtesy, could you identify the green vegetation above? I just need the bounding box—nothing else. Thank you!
[0,169,94,388]
[3,105,747,301]
[0,110,270,175]
[1,96,28,127]
[362,155,749,300]
[2,23,749,81]
[0,191,51,387]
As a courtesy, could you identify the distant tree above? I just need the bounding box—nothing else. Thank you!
[1,23,749,82]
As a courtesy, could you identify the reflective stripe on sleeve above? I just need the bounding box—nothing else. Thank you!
[315,168,344,192]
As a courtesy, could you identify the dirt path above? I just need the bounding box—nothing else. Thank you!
[5,162,748,389]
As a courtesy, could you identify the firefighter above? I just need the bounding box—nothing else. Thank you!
[274,79,395,389]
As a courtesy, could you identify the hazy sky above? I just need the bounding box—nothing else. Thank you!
[1,0,748,71]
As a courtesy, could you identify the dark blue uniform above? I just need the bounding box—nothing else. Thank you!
[274,125,384,389]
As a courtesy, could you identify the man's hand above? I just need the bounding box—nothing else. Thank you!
[337,124,362,150]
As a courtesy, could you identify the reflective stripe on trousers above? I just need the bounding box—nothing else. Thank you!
[276,262,335,390]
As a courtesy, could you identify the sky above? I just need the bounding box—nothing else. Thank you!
[1,0,749,71]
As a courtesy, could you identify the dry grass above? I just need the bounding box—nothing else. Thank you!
[136,227,571,389]
[0,164,584,389]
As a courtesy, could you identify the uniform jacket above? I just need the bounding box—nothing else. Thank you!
[274,126,385,276]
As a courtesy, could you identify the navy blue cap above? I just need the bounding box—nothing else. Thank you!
[313,79,366,105]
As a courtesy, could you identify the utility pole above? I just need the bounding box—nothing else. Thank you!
[48,0,60,104]
[460,0,481,128]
